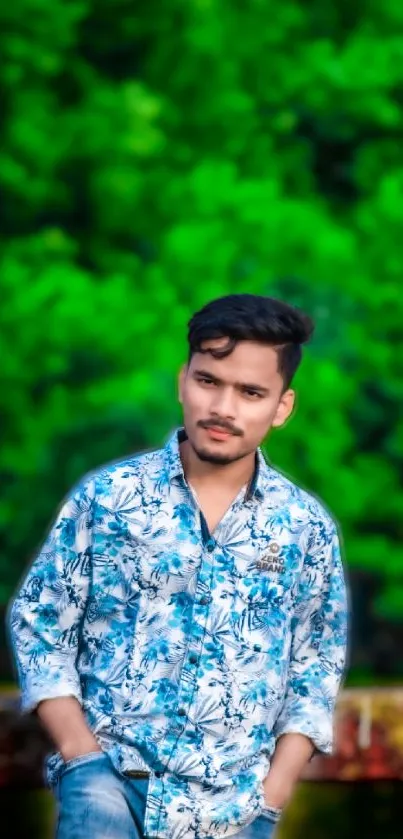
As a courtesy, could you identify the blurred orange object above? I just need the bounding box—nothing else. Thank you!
[2,687,403,787]
[303,688,403,781]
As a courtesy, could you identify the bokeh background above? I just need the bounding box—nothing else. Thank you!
[1,0,403,836]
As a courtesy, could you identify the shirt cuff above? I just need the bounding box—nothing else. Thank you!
[273,716,333,755]
[19,680,82,714]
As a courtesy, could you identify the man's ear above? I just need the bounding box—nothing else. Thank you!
[178,365,187,405]
[271,389,295,428]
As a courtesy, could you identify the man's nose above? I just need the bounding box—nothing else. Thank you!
[209,387,237,419]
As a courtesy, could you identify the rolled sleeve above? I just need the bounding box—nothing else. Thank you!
[7,478,95,713]
[19,671,83,715]
[273,519,349,755]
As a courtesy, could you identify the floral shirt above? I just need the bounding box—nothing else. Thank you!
[9,429,348,838]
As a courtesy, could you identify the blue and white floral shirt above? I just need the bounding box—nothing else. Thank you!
[9,429,348,838]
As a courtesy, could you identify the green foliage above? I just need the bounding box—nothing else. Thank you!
[0,0,402,632]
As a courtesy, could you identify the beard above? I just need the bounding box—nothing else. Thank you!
[191,442,247,466]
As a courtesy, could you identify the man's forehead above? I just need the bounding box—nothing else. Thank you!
[190,340,282,382]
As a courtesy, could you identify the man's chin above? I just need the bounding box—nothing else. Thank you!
[193,445,237,466]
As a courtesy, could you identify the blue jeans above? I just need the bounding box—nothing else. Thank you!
[54,752,279,839]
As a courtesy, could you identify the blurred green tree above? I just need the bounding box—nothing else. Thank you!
[1,0,402,648]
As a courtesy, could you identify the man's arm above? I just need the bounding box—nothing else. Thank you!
[37,697,100,760]
[263,519,349,809]
[263,733,313,809]
[7,478,98,758]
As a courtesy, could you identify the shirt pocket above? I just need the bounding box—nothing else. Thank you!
[230,572,291,654]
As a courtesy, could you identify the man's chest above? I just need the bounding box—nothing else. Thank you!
[92,491,309,606]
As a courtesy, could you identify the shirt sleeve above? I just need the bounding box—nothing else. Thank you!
[273,516,349,754]
[7,478,95,713]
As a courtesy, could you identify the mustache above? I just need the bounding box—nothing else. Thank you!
[198,419,243,436]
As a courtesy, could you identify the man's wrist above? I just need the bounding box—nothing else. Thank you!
[60,735,101,762]
[262,778,293,810]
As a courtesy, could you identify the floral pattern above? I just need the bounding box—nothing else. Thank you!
[9,429,348,838]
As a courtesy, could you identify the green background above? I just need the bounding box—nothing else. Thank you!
[1,0,403,678]
[1,3,403,835]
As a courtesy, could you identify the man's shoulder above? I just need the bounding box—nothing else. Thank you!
[262,464,338,533]
[78,444,165,497]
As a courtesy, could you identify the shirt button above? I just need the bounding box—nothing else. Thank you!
[177,707,187,717]
[206,540,215,552]
[188,653,198,665]
[199,595,211,605]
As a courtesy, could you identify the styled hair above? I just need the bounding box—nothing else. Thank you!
[187,294,314,389]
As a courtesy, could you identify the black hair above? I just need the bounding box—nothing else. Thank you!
[187,294,314,390]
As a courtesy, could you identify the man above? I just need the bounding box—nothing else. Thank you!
[8,294,348,839]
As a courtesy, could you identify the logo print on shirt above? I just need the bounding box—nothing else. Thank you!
[255,542,284,573]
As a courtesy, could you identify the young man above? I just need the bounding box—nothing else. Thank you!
[9,294,348,839]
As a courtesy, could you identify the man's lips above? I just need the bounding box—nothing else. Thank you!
[204,426,234,440]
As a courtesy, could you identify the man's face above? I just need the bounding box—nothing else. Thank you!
[178,339,295,465]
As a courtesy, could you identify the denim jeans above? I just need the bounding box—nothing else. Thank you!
[54,751,279,839]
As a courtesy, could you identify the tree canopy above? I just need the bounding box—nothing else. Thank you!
[1,1,402,652]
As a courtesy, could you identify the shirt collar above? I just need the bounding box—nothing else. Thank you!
[162,428,270,502]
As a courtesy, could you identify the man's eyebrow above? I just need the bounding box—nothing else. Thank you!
[192,368,221,382]
[192,368,270,394]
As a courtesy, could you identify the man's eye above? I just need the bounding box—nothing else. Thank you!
[244,390,261,398]
[199,377,215,385]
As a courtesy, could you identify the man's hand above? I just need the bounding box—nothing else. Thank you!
[263,733,314,810]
